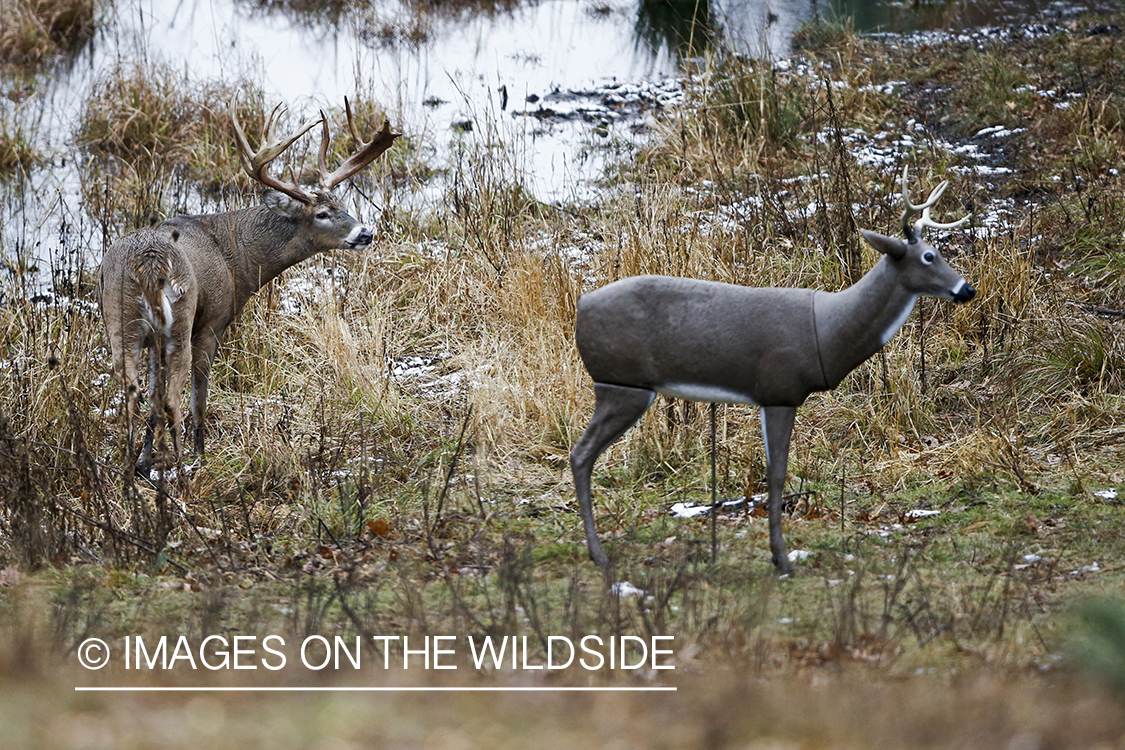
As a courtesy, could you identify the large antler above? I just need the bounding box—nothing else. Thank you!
[900,166,970,242]
[231,102,319,204]
[316,97,400,190]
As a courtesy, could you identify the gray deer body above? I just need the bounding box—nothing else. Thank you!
[99,102,398,476]
[571,170,975,573]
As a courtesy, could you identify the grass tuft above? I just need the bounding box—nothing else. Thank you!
[0,104,40,175]
[0,0,98,67]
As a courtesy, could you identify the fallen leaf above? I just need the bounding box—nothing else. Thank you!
[367,518,393,537]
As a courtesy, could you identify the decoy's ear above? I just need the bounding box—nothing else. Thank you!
[860,229,909,260]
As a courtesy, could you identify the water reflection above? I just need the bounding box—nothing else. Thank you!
[635,0,716,57]
[709,0,810,56]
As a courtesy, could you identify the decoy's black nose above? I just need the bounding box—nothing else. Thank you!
[953,282,976,303]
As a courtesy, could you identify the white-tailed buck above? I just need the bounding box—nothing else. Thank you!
[99,99,399,477]
[571,168,975,574]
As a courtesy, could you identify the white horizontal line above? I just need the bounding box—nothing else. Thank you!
[75,686,676,692]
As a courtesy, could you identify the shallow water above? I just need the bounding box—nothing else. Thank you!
[0,0,1116,292]
[1,0,688,292]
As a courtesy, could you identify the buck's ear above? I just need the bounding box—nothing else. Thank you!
[262,189,306,219]
[860,229,908,260]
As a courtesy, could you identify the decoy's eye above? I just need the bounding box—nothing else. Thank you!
[921,250,936,265]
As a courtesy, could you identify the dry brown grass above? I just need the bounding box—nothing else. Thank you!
[0,103,39,174]
[5,11,1125,727]
[0,0,97,67]
[76,63,275,231]
[76,62,419,237]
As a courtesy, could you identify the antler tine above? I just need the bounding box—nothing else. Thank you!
[317,102,401,190]
[345,96,360,145]
[900,166,969,239]
[900,165,922,240]
[919,203,971,231]
[315,99,360,182]
[317,109,331,187]
[230,101,319,204]
[919,180,948,209]
[263,102,284,140]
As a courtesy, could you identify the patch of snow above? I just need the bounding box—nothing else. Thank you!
[670,502,710,518]
[1070,562,1100,575]
[611,581,646,597]
[147,460,197,484]
[974,125,1026,139]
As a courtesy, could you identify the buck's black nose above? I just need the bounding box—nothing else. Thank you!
[349,228,374,248]
[953,282,976,303]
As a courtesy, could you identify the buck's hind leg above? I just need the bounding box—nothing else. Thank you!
[136,345,162,477]
[139,341,190,480]
[189,327,223,458]
[164,342,192,470]
[761,405,797,575]
[570,383,655,567]
[115,341,148,478]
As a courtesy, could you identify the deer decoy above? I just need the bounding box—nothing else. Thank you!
[99,98,399,477]
[570,167,974,573]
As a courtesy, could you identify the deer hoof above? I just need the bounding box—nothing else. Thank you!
[772,555,794,577]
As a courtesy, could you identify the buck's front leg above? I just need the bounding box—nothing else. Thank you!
[761,405,796,575]
[570,383,655,567]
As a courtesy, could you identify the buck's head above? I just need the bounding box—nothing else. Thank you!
[261,189,373,251]
[233,99,399,253]
[860,166,975,304]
